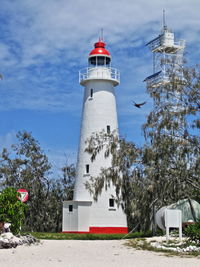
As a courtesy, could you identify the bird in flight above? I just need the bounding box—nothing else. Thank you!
[132,101,146,108]
[0,74,3,80]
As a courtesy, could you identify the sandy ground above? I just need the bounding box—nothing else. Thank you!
[0,239,199,267]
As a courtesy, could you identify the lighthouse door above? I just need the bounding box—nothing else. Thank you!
[68,203,78,231]
[63,201,78,232]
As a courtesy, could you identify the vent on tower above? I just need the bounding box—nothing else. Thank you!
[85,164,90,174]
[90,89,93,98]
[107,125,111,134]
[69,205,73,212]
[109,198,115,207]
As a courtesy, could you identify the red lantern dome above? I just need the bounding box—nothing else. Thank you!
[89,40,110,56]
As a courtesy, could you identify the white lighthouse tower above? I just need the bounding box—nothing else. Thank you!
[62,38,128,234]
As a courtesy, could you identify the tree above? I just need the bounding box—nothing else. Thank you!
[61,162,75,201]
[85,130,141,228]
[0,131,76,232]
[85,64,200,231]
[42,163,75,232]
[142,65,200,208]
[0,187,27,234]
[0,131,52,231]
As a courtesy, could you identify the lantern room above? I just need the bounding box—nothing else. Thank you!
[79,39,119,86]
[88,40,111,67]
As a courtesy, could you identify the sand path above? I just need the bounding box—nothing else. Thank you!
[0,239,199,267]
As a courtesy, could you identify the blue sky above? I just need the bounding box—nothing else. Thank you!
[0,0,200,176]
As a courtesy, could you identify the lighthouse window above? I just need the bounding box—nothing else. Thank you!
[97,56,105,66]
[86,164,90,174]
[90,57,96,66]
[109,198,115,207]
[106,57,111,66]
[69,205,73,212]
[90,89,93,98]
[107,125,111,134]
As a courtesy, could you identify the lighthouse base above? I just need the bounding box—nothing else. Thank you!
[62,227,128,234]
[62,200,128,234]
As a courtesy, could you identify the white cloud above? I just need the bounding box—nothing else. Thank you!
[0,0,200,170]
[1,0,200,64]
[0,0,200,113]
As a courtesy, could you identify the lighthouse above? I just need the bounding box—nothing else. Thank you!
[62,37,128,234]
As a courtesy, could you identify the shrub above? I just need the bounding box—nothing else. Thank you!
[0,187,27,234]
[185,220,200,245]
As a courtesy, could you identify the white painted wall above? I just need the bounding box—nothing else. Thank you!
[74,79,118,200]
[62,201,92,232]
[73,69,127,228]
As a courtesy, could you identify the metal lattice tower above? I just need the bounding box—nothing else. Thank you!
[144,11,185,89]
[144,12,187,142]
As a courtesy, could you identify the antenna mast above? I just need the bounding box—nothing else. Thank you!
[144,12,185,89]
[99,28,104,42]
[163,9,167,30]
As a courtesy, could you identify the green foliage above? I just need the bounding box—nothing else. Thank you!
[0,131,75,232]
[28,231,152,240]
[0,131,52,232]
[0,187,27,234]
[61,163,75,201]
[85,130,140,228]
[185,221,200,245]
[141,65,200,229]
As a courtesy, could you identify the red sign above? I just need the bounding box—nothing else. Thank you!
[17,189,29,202]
